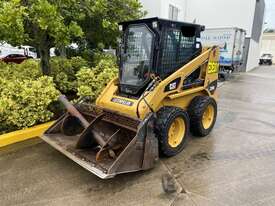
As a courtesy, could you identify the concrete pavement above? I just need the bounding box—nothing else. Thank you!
[1,66,275,206]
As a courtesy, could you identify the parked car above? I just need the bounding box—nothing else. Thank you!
[0,54,32,64]
[0,44,37,59]
[259,53,273,65]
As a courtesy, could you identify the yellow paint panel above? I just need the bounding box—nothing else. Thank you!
[96,47,220,120]
[0,122,54,148]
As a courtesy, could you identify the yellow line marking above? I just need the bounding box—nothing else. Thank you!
[0,122,54,148]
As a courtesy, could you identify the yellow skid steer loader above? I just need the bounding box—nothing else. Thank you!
[42,18,219,179]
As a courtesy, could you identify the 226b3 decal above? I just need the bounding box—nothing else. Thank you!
[208,62,219,74]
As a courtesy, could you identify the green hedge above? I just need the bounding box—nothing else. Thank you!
[0,60,60,134]
[0,76,59,134]
[50,57,89,93]
[0,59,41,80]
[0,55,118,134]
[76,58,118,102]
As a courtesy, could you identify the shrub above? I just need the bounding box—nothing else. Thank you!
[0,60,59,134]
[0,55,117,134]
[50,56,89,93]
[76,58,118,102]
[0,57,89,93]
[0,76,59,134]
[92,50,116,66]
[0,59,41,80]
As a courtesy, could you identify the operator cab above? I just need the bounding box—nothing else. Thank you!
[118,17,205,96]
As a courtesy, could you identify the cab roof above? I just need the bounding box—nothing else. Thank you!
[119,17,205,32]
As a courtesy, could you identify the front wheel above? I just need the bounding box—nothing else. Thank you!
[155,107,190,157]
[188,96,217,137]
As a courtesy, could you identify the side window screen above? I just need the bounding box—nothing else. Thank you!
[159,27,198,78]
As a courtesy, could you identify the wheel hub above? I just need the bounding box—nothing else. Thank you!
[168,117,185,148]
[202,104,215,129]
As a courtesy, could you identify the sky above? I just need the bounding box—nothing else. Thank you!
[265,0,275,28]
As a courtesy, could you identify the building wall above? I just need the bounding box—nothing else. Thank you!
[140,0,265,71]
[140,0,186,20]
[261,33,275,62]
[184,0,256,37]
[186,0,265,71]
[159,0,186,21]
[140,0,259,37]
[139,0,162,18]
[247,39,261,71]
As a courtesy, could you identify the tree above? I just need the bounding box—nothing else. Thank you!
[79,0,146,50]
[0,0,84,75]
[0,0,145,74]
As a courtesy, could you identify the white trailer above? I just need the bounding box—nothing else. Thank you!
[201,27,246,71]
[0,43,37,58]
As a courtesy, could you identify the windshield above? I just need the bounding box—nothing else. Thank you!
[262,54,272,58]
[29,47,37,53]
[120,25,154,86]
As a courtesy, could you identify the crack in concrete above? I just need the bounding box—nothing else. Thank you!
[160,160,186,206]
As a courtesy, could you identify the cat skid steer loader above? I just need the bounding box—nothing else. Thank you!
[42,18,219,179]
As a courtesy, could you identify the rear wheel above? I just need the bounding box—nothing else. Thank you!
[155,107,189,157]
[188,96,217,137]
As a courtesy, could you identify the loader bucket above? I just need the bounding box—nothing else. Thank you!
[41,103,158,179]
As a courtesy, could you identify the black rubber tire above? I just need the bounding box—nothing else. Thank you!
[188,96,217,137]
[155,107,190,157]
